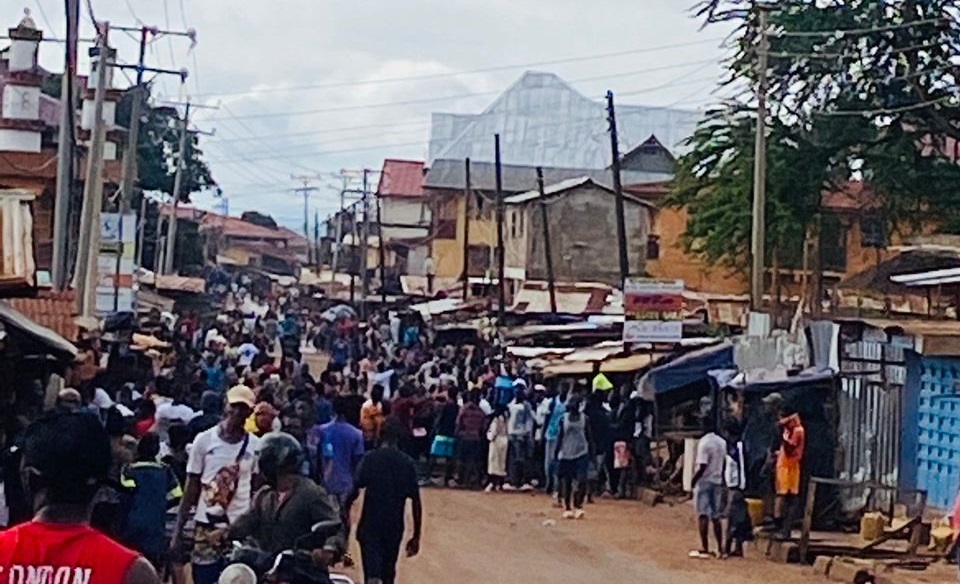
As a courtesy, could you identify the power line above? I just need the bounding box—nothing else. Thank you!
[193,37,725,98]
[31,1,55,33]
[210,61,721,122]
[815,95,954,117]
[775,17,948,38]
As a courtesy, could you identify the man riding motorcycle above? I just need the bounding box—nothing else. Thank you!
[228,432,345,567]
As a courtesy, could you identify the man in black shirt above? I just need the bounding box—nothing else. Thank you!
[347,417,422,584]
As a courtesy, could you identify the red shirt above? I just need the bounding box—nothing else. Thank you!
[0,521,139,584]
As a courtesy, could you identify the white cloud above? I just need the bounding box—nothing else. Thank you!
[3,0,732,228]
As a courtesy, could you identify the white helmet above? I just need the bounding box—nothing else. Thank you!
[218,564,257,584]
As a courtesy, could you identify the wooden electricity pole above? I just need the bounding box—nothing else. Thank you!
[495,135,506,321]
[461,158,471,300]
[51,0,80,291]
[537,167,558,315]
[750,6,771,311]
[606,90,630,286]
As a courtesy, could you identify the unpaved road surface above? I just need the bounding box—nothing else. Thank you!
[341,489,816,584]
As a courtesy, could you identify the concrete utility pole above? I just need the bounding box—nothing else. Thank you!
[162,102,189,275]
[75,24,111,318]
[536,167,558,316]
[461,158,471,300]
[606,90,630,286]
[161,99,215,275]
[291,175,320,264]
[331,175,348,282]
[51,0,80,291]
[750,6,771,311]
[494,134,506,321]
[375,185,387,303]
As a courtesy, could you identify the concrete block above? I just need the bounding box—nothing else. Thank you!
[767,541,799,563]
[637,488,662,507]
[812,555,833,575]
[828,560,874,583]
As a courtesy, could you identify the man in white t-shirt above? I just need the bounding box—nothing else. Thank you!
[170,385,260,584]
[690,423,727,558]
[236,337,260,368]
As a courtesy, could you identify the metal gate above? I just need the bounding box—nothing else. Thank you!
[837,339,906,511]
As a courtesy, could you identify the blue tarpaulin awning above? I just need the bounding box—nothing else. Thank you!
[638,341,734,399]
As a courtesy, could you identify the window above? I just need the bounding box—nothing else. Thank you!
[510,211,518,238]
[467,245,491,276]
[646,234,661,260]
[821,215,848,272]
[861,214,888,248]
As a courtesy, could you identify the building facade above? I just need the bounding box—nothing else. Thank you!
[504,177,653,287]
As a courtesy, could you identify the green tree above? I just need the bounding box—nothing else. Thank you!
[669,0,960,270]
[41,76,216,205]
[115,90,217,206]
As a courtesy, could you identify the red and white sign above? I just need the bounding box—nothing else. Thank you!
[623,278,684,343]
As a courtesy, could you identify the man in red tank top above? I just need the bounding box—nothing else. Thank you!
[0,413,160,584]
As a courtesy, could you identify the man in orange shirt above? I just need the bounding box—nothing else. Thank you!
[360,384,387,451]
[774,408,805,537]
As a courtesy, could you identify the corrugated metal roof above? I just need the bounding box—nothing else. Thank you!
[428,71,700,168]
[503,176,656,207]
[0,299,77,357]
[424,158,670,192]
[890,267,960,287]
[377,159,425,198]
[4,290,78,342]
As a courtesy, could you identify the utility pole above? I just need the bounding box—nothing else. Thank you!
[606,90,630,286]
[360,169,370,319]
[331,175,347,282]
[494,134,506,321]
[161,99,215,275]
[375,187,387,303]
[162,102,189,275]
[74,24,111,318]
[313,210,320,269]
[51,0,80,291]
[291,175,320,264]
[751,6,771,311]
[461,158,471,300]
[536,167,558,316]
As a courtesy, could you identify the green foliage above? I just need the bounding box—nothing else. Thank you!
[115,86,217,206]
[670,0,960,269]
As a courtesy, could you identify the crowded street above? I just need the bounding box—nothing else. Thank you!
[358,489,812,584]
[3,2,960,584]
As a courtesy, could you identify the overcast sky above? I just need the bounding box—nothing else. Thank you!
[2,1,732,230]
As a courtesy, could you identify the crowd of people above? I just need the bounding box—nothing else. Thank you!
[0,283,822,583]
[0,290,657,584]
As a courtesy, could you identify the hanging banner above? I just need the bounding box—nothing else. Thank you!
[623,278,684,343]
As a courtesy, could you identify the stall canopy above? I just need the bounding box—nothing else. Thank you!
[638,341,734,399]
[0,301,77,359]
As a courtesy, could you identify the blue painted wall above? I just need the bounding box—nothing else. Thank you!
[913,355,960,509]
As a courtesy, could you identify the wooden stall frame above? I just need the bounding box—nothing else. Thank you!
[799,477,927,561]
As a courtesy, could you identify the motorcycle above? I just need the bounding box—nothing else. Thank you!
[219,520,355,584]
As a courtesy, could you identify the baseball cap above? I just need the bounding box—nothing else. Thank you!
[762,392,784,406]
[227,385,256,409]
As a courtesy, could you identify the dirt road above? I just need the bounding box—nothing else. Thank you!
[341,489,817,584]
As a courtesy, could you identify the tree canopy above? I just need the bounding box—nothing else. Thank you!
[115,88,217,206]
[42,76,217,206]
[668,0,960,270]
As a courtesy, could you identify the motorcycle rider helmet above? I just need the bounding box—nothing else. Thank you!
[257,431,304,484]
